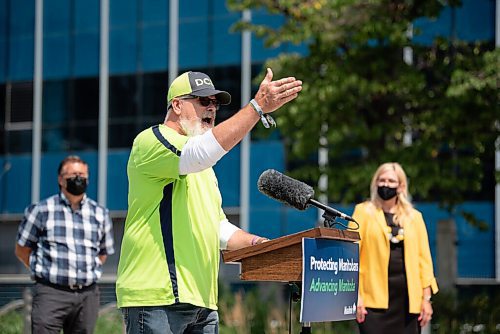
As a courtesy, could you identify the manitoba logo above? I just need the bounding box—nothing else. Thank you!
[343,302,356,315]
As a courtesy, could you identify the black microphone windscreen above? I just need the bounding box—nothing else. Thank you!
[257,169,314,210]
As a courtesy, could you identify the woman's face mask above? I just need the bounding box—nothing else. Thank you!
[377,186,398,201]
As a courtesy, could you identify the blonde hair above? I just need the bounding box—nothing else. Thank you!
[369,162,413,226]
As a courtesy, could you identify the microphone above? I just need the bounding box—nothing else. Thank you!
[257,169,313,210]
[257,169,356,222]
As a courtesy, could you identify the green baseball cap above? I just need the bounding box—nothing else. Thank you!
[167,71,231,109]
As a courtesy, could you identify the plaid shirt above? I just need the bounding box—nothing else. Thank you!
[17,192,114,287]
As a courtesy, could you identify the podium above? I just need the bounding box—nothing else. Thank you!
[222,227,360,282]
[223,227,360,332]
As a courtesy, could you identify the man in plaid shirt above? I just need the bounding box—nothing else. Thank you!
[15,155,114,333]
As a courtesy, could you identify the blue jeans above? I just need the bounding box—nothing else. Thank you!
[122,303,219,334]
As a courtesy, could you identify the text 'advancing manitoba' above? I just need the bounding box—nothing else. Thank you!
[308,256,358,294]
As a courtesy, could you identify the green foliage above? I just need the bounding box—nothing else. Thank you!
[447,49,500,97]
[0,310,23,334]
[431,286,500,334]
[218,283,281,333]
[218,284,500,333]
[94,309,125,333]
[228,0,498,223]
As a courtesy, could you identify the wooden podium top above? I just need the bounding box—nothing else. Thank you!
[222,227,360,264]
[222,227,360,282]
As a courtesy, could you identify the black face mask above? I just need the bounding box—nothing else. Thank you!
[65,176,88,196]
[377,186,398,201]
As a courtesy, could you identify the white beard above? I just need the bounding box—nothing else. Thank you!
[179,117,209,137]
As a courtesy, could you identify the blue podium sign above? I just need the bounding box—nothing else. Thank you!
[300,238,359,323]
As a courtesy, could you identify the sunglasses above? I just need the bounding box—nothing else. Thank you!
[179,95,220,110]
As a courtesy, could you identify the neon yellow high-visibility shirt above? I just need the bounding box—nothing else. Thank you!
[116,124,226,310]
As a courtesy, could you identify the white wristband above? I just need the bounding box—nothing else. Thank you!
[249,99,276,128]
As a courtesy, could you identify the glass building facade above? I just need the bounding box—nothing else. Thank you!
[0,0,307,155]
[0,0,498,281]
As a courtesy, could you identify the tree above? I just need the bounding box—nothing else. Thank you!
[228,0,499,223]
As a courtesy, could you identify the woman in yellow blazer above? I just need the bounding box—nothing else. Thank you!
[350,162,438,334]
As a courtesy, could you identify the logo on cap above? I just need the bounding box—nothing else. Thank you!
[194,78,213,87]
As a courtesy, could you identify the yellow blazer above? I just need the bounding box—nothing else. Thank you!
[350,201,438,314]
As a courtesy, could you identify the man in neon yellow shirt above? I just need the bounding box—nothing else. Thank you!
[117,69,302,333]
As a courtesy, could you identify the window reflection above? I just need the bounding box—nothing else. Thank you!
[2,65,246,153]
[41,78,99,152]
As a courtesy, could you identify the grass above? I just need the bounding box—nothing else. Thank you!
[95,309,124,334]
[0,310,23,334]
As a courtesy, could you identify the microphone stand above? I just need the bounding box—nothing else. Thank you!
[300,322,312,334]
[288,283,313,334]
[308,199,342,228]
